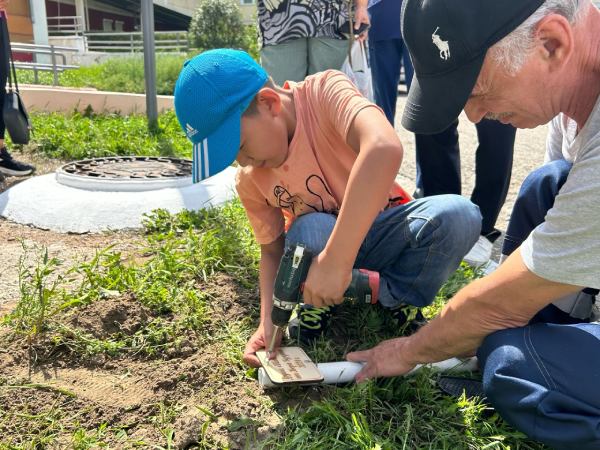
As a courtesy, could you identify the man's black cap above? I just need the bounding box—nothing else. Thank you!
[401,0,545,135]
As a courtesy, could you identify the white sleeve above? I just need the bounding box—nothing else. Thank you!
[544,115,564,164]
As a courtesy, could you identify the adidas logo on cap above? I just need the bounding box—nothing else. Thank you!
[186,123,198,138]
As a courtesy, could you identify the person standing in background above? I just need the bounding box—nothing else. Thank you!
[367,0,413,124]
[367,0,516,270]
[257,0,370,85]
[0,0,35,176]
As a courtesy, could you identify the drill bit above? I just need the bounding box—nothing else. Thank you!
[266,325,283,359]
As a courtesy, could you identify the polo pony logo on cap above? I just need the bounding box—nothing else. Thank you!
[186,123,198,138]
[432,27,450,60]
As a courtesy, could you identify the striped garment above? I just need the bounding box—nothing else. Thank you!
[258,0,350,46]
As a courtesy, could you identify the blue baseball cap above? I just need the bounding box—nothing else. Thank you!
[174,49,268,182]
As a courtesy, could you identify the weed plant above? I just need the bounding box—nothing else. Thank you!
[3,199,258,359]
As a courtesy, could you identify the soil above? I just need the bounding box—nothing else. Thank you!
[0,96,549,447]
[0,274,280,448]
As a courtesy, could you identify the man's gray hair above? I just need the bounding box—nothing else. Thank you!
[491,0,586,74]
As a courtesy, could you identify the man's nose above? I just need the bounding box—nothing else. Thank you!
[464,99,486,124]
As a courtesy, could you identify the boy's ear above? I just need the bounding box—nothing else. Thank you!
[256,88,282,115]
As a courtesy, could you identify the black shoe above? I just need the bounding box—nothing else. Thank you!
[0,147,35,177]
[288,305,335,345]
[437,376,487,400]
[388,304,428,333]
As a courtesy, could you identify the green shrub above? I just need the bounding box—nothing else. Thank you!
[17,54,187,95]
[24,110,190,160]
[188,0,249,52]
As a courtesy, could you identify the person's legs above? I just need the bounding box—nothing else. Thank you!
[414,120,461,198]
[478,322,600,450]
[260,39,308,85]
[472,119,516,236]
[284,212,338,340]
[284,199,480,335]
[0,15,9,146]
[307,37,348,76]
[502,159,572,256]
[368,38,403,124]
[500,159,596,320]
[0,16,34,177]
[285,212,336,254]
[355,194,481,308]
[400,42,414,91]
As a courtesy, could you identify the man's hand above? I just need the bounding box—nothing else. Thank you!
[302,252,352,307]
[353,3,370,42]
[242,322,281,367]
[346,337,417,382]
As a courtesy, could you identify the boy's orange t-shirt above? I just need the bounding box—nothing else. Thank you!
[236,70,411,245]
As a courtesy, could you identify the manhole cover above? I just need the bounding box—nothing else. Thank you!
[56,156,193,192]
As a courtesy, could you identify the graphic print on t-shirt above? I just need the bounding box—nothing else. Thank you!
[273,174,337,216]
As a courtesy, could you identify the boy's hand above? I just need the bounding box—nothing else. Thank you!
[302,252,352,307]
[242,322,281,367]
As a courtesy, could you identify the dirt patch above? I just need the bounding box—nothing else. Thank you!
[67,295,153,339]
[0,272,278,448]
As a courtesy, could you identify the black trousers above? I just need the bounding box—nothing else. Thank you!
[0,16,10,140]
[415,118,517,236]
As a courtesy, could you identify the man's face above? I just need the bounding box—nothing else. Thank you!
[464,51,557,129]
[236,105,289,169]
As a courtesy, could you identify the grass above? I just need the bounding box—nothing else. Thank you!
[14,110,190,161]
[18,54,188,96]
[0,201,547,449]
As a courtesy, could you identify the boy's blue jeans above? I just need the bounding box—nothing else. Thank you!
[478,160,600,449]
[285,194,481,309]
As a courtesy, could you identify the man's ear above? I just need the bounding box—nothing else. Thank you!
[255,88,282,115]
[535,13,573,71]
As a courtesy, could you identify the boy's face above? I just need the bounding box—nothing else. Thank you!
[236,89,290,169]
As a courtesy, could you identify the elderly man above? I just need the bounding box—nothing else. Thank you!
[346,0,600,448]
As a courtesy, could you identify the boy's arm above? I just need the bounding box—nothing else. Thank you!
[302,107,403,307]
[242,233,285,367]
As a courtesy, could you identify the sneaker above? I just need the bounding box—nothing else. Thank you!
[0,147,35,177]
[288,305,334,344]
[463,235,494,267]
[388,304,427,333]
[478,259,499,276]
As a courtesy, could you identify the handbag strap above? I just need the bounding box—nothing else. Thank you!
[1,14,18,93]
[346,0,355,67]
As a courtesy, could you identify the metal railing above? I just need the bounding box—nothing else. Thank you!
[84,31,188,53]
[47,16,85,35]
[11,43,79,86]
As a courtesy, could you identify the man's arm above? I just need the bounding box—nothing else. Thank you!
[242,234,285,367]
[302,106,403,307]
[347,248,582,380]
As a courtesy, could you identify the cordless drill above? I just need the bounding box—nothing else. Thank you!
[267,245,380,356]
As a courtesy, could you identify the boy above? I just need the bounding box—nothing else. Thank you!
[174,49,480,367]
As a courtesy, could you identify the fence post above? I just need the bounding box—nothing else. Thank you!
[50,45,59,86]
[130,34,134,53]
